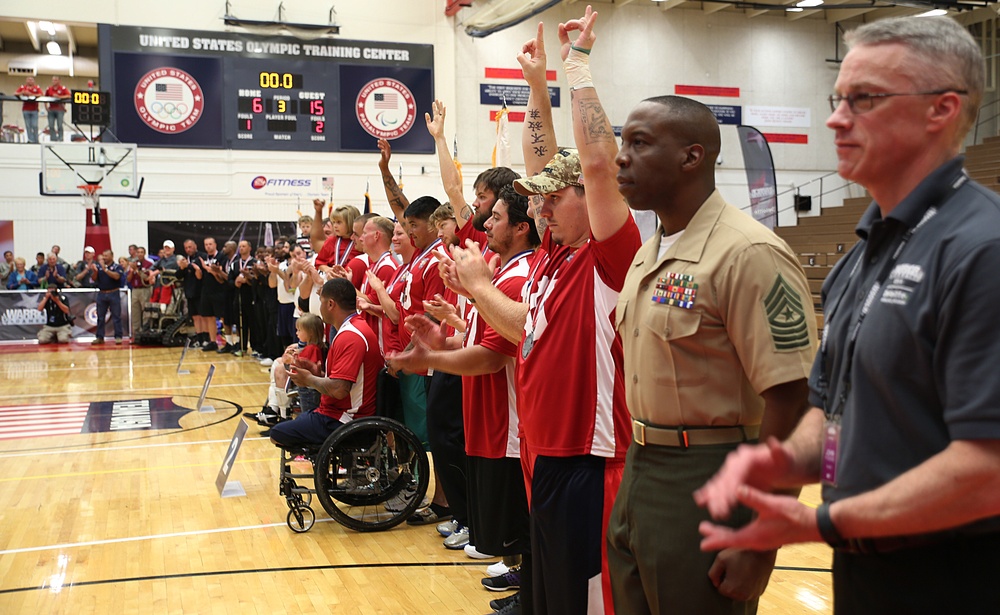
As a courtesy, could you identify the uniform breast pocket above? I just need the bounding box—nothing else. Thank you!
[643,307,707,387]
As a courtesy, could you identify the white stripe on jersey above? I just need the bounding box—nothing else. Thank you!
[591,269,621,458]
[334,317,370,424]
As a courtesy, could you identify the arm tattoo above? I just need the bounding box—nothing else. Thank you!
[532,145,549,158]
[461,205,473,221]
[578,100,614,144]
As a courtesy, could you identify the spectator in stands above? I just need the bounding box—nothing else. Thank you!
[124,252,153,337]
[6,257,38,290]
[296,214,314,257]
[51,245,68,268]
[0,250,13,286]
[228,239,256,356]
[31,252,45,275]
[45,76,71,142]
[37,252,68,289]
[73,246,99,288]
[312,202,361,268]
[15,76,43,143]
[37,286,73,344]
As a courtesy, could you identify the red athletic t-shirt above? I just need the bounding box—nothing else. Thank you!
[315,236,358,268]
[397,238,444,350]
[382,261,410,356]
[297,343,324,374]
[16,84,43,111]
[46,84,70,111]
[316,314,382,423]
[345,253,369,290]
[516,220,641,459]
[463,250,537,459]
[361,251,399,355]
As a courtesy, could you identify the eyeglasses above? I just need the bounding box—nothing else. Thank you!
[827,89,968,114]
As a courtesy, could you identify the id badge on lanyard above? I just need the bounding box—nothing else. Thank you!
[821,415,841,486]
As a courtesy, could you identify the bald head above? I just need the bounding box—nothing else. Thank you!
[643,95,721,169]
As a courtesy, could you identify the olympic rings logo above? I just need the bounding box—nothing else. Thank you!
[149,101,190,120]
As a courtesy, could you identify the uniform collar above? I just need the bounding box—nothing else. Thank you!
[856,155,966,241]
[632,189,727,272]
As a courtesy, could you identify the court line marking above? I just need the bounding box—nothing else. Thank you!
[0,518,335,557]
[0,456,275,483]
[2,381,267,401]
[0,436,271,460]
[0,559,505,595]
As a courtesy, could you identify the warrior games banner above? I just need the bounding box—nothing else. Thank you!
[0,289,131,343]
[737,125,778,230]
[99,25,434,153]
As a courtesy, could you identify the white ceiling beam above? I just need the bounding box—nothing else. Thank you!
[703,1,730,13]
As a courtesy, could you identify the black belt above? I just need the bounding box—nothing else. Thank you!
[99,289,120,293]
[631,419,759,448]
[837,530,963,555]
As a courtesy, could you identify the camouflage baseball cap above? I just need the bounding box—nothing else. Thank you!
[513,148,583,196]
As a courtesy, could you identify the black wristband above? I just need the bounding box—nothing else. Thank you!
[816,502,848,548]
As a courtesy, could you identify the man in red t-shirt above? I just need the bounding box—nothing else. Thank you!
[357,215,399,354]
[390,185,542,610]
[274,278,382,448]
[443,16,641,614]
[15,76,44,143]
[45,76,71,142]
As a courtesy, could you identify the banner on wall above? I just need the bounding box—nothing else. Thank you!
[0,289,131,343]
[737,125,778,230]
[101,25,435,153]
[0,221,12,258]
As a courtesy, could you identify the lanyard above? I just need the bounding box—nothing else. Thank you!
[819,205,940,419]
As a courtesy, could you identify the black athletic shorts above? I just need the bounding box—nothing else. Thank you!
[467,455,530,555]
[199,288,227,319]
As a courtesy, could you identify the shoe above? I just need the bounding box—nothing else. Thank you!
[92,338,104,345]
[217,343,233,353]
[260,428,271,438]
[485,561,510,578]
[443,525,470,550]
[490,592,521,614]
[407,507,450,526]
[255,409,280,426]
[437,519,459,537]
[481,569,520,592]
[233,349,243,357]
[383,485,419,512]
[189,337,203,348]
[465,544,497,560]
[115,338,123,345]
[201,342,219,352]
[260,358,274,367]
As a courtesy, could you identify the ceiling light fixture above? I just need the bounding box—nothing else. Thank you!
[46,40,62,55]
[796,0,824,7]
[786,6,805,11]
[916,8,948,16]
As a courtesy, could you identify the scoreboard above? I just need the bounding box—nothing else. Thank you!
[71,90,112,126]
[228,62,337,149]
[102,25,434,153]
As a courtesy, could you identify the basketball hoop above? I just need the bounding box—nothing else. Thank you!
[78,184,102,209]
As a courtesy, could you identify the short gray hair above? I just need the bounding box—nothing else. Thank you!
[845,17,983,140]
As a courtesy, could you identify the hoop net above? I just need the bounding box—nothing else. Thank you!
[78,184,102,209]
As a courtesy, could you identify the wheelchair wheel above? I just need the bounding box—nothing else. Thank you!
[313,417,429,532]
[162,312,192,347]
[287,505,315,533]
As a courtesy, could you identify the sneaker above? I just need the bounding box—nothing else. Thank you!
[485,561,510,578]
[233,349,243,357]
[443,525,470,550]
[201,342,219,352]
[383,485,418,512]
[255,409,280,426]
[481,569,520,592]
[260,428,271,438]
[465,544,497,560]
[115,337,123,345]
[217,343,233,354]
[92,338,104,345]
[437,519,459,537]
[260,358,274,367]
[189,337,203,348]
[407,507,450,526]
[491,592,521,614]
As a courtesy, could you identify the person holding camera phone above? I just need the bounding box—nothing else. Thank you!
[38,287,73,344]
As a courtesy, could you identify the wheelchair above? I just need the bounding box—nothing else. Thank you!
[278,415,429,533]
[135,273,192,346]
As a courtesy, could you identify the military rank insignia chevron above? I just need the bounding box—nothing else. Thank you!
[763,274,810,350]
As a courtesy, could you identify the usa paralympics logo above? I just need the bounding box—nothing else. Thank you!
[355,78,417,139]
[134,67,205,134]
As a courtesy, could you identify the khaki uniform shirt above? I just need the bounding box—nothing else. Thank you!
[616,190,817,428]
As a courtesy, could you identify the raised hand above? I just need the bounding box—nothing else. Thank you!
[517,22,549,88]
[377,138,392,169]
[424,99,447,139]
[558,4,598,60]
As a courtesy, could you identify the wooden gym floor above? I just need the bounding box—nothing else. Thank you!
[0,343,833,614]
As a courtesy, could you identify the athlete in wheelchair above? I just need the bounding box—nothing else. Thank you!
[271,278,428,533]
[136,250,192,346]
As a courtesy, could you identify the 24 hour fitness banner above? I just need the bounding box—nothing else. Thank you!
[0,289,130,343]
[99,25,434,153]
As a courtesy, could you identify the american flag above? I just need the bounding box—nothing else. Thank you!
[373,92,398,109]
[155,82,183,101]
[0,402,89,441]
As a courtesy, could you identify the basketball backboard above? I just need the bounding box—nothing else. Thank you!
[40,143,143,197]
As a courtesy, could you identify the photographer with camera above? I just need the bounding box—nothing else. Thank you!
[38,285,73,344]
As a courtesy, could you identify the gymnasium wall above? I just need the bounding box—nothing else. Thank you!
[0,0,861,260]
